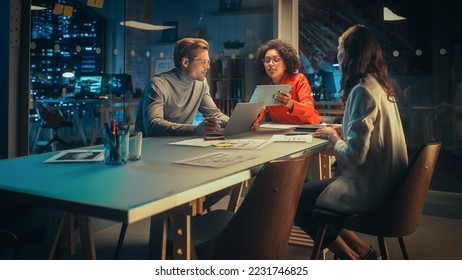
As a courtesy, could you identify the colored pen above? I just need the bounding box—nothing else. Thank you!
[111,119,116,138]
[111,119,119,161]
[204,136,225,141]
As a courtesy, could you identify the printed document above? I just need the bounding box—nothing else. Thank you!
[270,134,313,143]
[45,149,104,163]
[175,152,258,168]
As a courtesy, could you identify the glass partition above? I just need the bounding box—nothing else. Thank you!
[28,0,462,194]
[298,0,462,194]
[29,0,273,153]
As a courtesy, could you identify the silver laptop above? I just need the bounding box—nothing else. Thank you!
[221,102,263,136]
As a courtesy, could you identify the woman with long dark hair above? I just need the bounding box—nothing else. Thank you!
[295,25,408,259]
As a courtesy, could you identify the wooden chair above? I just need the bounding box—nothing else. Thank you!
[310,140,441,259]
[287,148,335,258]
[189,151,313,259]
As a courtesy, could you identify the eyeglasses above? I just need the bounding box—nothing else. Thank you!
[192,58,211,66]
[263,56,283,65]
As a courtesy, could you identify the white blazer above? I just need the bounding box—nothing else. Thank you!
[316,75,408,213]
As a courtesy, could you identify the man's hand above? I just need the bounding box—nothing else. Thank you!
[196,117,221,136]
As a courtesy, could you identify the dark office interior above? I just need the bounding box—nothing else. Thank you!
[1,0,461,260]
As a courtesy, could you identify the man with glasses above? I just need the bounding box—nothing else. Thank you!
[135,38,232,259]
[136,38,229,136]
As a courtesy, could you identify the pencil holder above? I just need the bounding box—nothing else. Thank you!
[103,127,129,165]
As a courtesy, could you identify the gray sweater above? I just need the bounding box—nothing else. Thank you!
[136,67,229,136]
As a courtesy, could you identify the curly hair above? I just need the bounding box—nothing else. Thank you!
[255,39,302,77]
[338,25,395,103]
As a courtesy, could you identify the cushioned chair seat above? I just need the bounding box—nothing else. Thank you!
[190,210,234,245]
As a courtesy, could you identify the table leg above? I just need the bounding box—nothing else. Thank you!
[76,215,96,260]
[149,214,167,259]
[227,181,246,212]
[114,222,128,259]
[151,198,206,260]
[310,149,334,181]
[172,212,195,260]
[48,212,67,260]
[189,197,205,216]
[59,213,75,257]
[161,215,168,260]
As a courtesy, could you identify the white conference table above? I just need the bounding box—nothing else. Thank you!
[0,129,330,259]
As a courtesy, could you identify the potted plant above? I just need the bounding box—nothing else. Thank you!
[223,40,245,56]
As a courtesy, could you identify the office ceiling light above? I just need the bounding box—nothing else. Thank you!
[384,7,406,21]
[120,21,176,31]
[62,72,75,78]
[62,66,75,78]
[31,5,47,10]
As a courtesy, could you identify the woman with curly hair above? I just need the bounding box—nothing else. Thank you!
[252,39,321,129]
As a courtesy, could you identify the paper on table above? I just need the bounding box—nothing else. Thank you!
[174,152,258,168]
[44,149,104,163]
[169,138,224,147]
[249,85,292,106]
[270,134,313,143]
[213,139,272,150]
[260,123,298,129]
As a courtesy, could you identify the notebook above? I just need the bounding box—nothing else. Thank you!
[220,102,263,136]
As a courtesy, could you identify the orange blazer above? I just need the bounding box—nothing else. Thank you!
[257,72,321,124]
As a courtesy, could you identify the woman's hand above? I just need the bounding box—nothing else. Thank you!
[251,120,260,131]
[251,106,267,131]
[327,124,342,137]
[313,126,341,144]
[274,90,294,110]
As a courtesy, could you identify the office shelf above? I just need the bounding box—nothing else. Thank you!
[209,57,248,115]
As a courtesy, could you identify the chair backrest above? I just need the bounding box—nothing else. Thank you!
[35,102,66,129]
[198,151,313,259]
[346,140,442,237]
